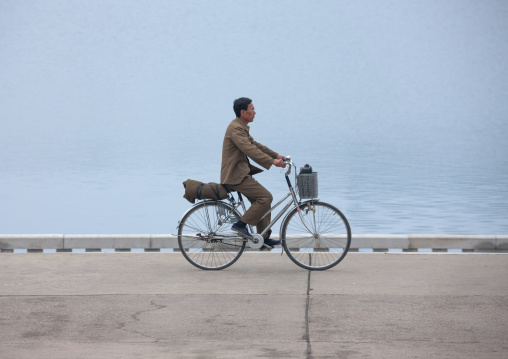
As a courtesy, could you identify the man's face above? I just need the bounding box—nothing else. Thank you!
[241,103,256,123]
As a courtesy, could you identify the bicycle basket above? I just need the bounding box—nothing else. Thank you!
[297,172,318,199]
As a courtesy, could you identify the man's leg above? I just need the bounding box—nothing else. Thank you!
[230,176,272,239]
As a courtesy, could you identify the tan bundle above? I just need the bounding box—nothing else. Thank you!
[183,179,229,204]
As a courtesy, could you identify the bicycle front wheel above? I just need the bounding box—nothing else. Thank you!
[178,201,246,270]
[281,201,351,270]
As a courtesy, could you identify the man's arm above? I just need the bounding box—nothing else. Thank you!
[251,138,278,159]
[252,140,286,168]
[273,157,286,168]
[231,127,277,170]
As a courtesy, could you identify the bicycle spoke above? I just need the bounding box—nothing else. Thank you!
[178,202,245,270]
[282,202,351,270]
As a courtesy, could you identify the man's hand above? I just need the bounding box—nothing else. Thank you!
[276,154,286,160]
[273,158,286,168]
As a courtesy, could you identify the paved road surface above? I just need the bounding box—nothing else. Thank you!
[1,252,507,358]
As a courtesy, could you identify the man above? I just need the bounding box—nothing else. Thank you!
[221,97,286,249]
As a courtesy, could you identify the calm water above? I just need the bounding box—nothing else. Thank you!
[1,1,507,234]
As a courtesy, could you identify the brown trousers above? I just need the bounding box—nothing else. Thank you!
[229,176,272,239]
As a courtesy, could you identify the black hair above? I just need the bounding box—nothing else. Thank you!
[233,97,252,118]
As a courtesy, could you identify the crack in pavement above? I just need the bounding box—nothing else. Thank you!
[117,297,167,342]
[305,268,312,359]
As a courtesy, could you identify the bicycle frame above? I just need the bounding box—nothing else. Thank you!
[222,158,316,238]
[177,156,351,271]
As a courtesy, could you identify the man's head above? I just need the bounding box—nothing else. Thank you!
[233,97,256,124]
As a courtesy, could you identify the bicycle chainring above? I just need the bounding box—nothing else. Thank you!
[248,233,264,249]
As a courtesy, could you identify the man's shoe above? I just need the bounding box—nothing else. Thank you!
[231,224,254,240]
[260,238,281,250]
[264,238,281,247]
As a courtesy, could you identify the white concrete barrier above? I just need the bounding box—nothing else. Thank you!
[150,234,179,249]
[0,234,507,251]
[352,234,409,249]
[64,234,151,249]
[408,234,497,250]
[497,235,508,250]
[0,234,64,249]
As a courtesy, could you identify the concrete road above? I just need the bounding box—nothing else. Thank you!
[0,252,507,358]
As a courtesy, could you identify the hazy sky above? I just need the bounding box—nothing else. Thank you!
[2,0,507,151]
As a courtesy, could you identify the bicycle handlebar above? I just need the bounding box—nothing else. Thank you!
[283,156,294,177]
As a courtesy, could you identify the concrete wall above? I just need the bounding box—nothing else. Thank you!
[0,234,179,250]
[1,234,507,250]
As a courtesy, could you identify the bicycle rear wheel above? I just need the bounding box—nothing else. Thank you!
[281,201,351,270]
[178,201,245,270]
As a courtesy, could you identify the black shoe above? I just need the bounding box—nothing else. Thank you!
[231,224,254,240]
[264,238,281,247]
[260,237,281,250]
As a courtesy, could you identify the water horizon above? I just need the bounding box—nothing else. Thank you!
[1,1,507,235]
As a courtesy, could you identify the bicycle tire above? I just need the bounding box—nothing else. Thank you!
[281,201,351,270]
[178,201,246,270]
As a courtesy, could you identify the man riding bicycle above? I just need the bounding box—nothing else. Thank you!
[221,97,286,249]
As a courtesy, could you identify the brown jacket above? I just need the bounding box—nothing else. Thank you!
[221,118,278,185]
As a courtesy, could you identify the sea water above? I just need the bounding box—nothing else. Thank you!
[1,1,507,234]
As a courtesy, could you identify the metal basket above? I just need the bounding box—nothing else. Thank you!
[297,172,318,199]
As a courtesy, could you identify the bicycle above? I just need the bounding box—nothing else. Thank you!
[177,157,351,271]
